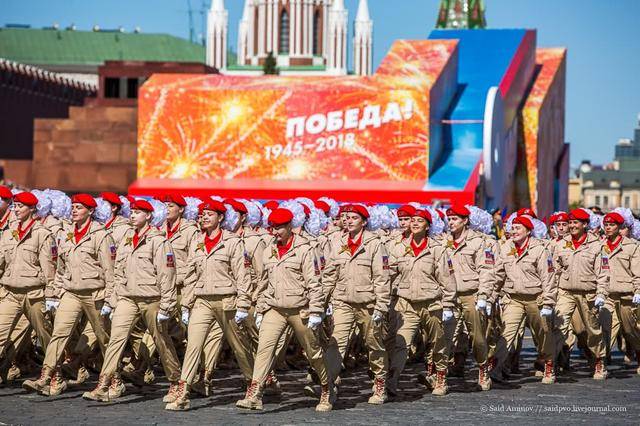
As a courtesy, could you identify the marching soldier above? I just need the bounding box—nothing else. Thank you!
[23,194,114,396]
[323,204,391,404]
[443,205,496,390]
[554,208,610,379]
[166,199,254,411]
[496,215,562,383]
[0,192,55,381]
[387,208,455,396]
[83,199,181,402]
[101,192,131,246]
[236,208,334,412]
[599,212,640,373]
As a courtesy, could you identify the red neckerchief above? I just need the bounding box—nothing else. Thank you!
[410,236,428,256]
[572,233,587,250]
[348,231,364,256]
[18,218,37,240]
[204,229,222,254]
[105,215,116,230]
[0,210,10,229]
[515,237,530,257]
[74,219,92,244]
[606,235,623,253]
[167,219,180,240]
[277,235,294,258]
[133,225,150,249]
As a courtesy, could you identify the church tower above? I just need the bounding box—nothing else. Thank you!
[327,0,348,75]
[353,0,372,76]
[206,0,228,70]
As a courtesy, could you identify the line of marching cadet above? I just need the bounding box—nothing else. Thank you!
[0,185,639,413]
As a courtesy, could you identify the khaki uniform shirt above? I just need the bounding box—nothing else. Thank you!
[182,230,251,311]
[239,226,267,304]
[113,226,177,316]
[106,215,132,247]
[389,237,456,307]
[54,221,115,302]
[164,219,199,288]
[322,230,391,313]
[602,236,640,296]
[553,233,609,297]
[497,238,557,307]
[257,235,323,315]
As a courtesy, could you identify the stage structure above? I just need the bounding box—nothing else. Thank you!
[130,29,568,218]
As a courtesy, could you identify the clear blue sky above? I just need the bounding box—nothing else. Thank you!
[3,0,639,168]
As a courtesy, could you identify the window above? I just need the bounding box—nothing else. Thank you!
[313,10,321,55]
[104,77,120,98]
[595,195,601,206]
[603,196,609,207]
[279,10,290,54]
[625,196,630,208]
[126,78,139,99]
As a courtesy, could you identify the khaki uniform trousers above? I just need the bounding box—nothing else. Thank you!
[180,295,254,384]
[602,294,640,356]
[0,288,51,359]
[100,297,180,382]
[446,306,466,357]
[500,294,562,362]
[389,297,447,390]
[0,314,34,371]
[456,293,489,365]
[556,289,606,359]
[325,301,389,380]
[251,307,328,386]
[43,290,110,370]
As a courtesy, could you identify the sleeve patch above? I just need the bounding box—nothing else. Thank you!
[319,255,326,270]
[382,255,390,270]
[447,257,454,274]
[50,242,58,260]
[601,255,610,270]
[166,253,175,268]
[484,249,495,265]
[109,245,117,261]
[243,251,252,268]
[313,258,321,276]
[547,256,555,273]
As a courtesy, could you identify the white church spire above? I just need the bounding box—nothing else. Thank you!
[237,0,251,66]
[206,0,228,70]
[353,0,373,76]
[327,0,348,75]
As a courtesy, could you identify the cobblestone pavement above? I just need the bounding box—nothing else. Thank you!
[0,347,638,425]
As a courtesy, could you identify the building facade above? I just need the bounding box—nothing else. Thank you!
[581,115,640,213]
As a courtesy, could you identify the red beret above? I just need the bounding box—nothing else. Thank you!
[199,200,226,214]
[125,195,136,205]
[550,212,569,224]
[412,209,432,223]
[301,203,311,216]
[446,204,470,217]
[268,208,294,226]
[0,185,13,200]
[264,200,279,210]
[71,193,97,209]
[513,215,534,231]
[397,204,417,218]
[131,199,154,212]
[603,212,625,225]
[517,208,537,219]
[314,200,331,214]
[157,193,186,207]
[341,204,370,219]
[223,198,247,214]
[100,192,122,206]
[569,208,590,222]
[14,192,38,206]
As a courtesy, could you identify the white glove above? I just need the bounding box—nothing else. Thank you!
[235,310,249,324]
[442,309,454,322]
[594,296,606,309]
[308,314,323,330]
[326,303,333,316]
[45,300,59,312]
[255,314,263,330]
[540,307,553,317]
[100,305,112,316]
[475,298,487,313]
[485,303,492,316]
[157,312,171,322]
[181,308,189,325]
[372,310,384,324]
[633,294,640,305]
